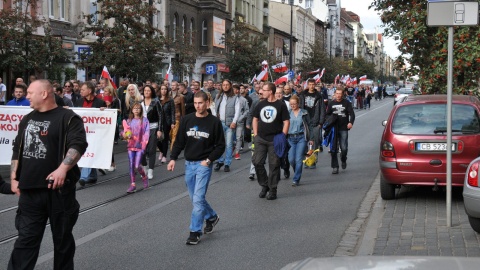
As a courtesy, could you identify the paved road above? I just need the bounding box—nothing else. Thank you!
[0,98,393,269]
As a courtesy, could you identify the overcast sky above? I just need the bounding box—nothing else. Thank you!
[341,0,401,59]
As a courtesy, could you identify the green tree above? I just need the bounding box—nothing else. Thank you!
[370,0,480,93]
[79,0,166,81]
[351,57,377,81]
[0,0,68,78]
[165,29,200,81]
[296,40,329,81]
[223,20,272,83]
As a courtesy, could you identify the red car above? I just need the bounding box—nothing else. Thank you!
[380,95,480,200]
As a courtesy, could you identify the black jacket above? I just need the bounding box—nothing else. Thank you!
[0,175,13,194]
[298,91,326,127]
[161,98,175,127]
[74,97,106,108]
[144,99,163,131]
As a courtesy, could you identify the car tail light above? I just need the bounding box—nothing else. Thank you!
[457,141,464,151]
[381,141,395,158]
[467,162,479,187]
[409,141,415,150]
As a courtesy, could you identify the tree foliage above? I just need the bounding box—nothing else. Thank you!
[0,0,69,76]
[370,0,480,93]
[296,40,329,80]
[79,0,166,81]
[165,29,200,81]
[223,21,273,83]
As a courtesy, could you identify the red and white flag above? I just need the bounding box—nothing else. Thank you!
[319,68,326,79]
[272,62,287,73]
[294,73,301,84]
[334,74,340,84]
[165,63,172,81]
[359,75,367,81]
[342,75,350,84]
[250,74,257,84]
[302,80,308,90]
[351,77,357,85]
[308,68,320,75]
[256,60,269,81]
[313,74,321,83]
[101,66,117,89]
[275,74,289,85]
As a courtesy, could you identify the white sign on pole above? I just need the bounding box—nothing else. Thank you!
[427,1,479,26]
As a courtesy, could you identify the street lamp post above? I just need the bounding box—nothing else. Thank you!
[284,0,302,73]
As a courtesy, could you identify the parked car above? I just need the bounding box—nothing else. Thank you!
[385,86,396,97]
[380,95,480,200]
[463,157,480,232]
[393,88,413,105]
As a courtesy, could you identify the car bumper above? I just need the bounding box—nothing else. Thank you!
[381,168,465,186]
[464,186,480,218]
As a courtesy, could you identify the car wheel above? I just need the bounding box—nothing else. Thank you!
[380,175,396,200]
[468,216,480,233]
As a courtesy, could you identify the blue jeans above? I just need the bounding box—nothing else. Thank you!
[217,122,233,166]
[80,168,97,182]
[288,136,307,183]
[185,161,217,233]
[331,130,349,168]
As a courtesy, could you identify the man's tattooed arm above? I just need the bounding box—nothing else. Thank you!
[63,148,81,166]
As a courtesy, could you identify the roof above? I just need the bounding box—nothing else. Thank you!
[403,95,480,105]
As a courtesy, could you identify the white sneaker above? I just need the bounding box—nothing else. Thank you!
[161,157,166,163]
[108,165,116,172]
[147,169,153,180]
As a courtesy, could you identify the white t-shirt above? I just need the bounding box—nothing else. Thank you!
[0,83,6,102]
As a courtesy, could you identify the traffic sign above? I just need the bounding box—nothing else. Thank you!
[206,64,217,75]
[288,70,295,79]
[427,1,479,26]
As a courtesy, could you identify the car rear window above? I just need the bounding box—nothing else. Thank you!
[391,104,480,135]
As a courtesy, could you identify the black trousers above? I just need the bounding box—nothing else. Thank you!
[8,184,79,270]
[141,129,158,169]
[252,136,280,189]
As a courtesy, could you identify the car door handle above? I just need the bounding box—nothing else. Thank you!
[430,160,442,165]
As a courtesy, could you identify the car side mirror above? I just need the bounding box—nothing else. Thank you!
[382,120,387,126]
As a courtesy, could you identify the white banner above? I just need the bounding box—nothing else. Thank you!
[0,106,117,169]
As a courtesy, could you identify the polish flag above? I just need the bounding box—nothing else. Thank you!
[308,68,320,75]
[319,68,326,78]
[359,75,367,81]
[334,74,340,84]
[256,60,269,81]
[294,73,301,84]
[302,80,308,90]
[351,77,357,85]
[275,74,289,85]
[342,75,350,84]
[250,74,257,84]
[165,63,172,81]
[345,77,352,85]
[272,62,287,73]
[313,74,321,83]
[101,66,117,89]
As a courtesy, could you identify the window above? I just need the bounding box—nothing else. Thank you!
[306,0,313,8]
[173,14,178,41]
[201,20,207,46]
[182,16,187,40]
[49,0,54,17]
[190,19,194,45]
[89,0,97,24]
[60,0,65,20]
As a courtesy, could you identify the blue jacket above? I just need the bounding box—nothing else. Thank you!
[6,96,30,106]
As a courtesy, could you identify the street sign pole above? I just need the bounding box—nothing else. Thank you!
[446,26,453,227]
[427,0,479,227]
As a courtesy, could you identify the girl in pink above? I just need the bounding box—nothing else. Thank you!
[122,102,150,193]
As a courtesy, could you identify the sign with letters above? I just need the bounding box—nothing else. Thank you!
[0,106,117,169]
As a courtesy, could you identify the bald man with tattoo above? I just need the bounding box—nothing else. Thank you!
[8,80,88,270]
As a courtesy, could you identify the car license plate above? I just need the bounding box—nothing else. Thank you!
[416,142,456,151]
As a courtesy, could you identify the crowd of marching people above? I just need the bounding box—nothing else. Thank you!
[2,74,389,253]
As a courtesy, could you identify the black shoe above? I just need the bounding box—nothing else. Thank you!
[186,232,201,245]
[214,163,224,171]
[320,146,324,152]
[341,161,347,169]
[88,179,97,184]
[249,174,255,180]
[259,186,269,198]
[79,179,86,187]
[204,215,220,234]
[98,169,106,175]
[224,165,230,172]
[284,170,290,179]
[332,168,339,174]
[266,189,277,200]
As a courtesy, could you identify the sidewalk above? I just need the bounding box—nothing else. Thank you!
[335,173,480,257]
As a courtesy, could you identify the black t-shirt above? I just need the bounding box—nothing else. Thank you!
[253,99,289,141]
[302,91,320,119]
[347,87,355,96]
[19,108,66,189]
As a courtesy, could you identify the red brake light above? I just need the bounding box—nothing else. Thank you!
[457,141,464,151]
[409,141,415,150]
[381,141,395,158]
[468,162,479,187]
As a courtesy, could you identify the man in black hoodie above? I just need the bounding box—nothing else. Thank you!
[168,91,225,245]
[325,86,355,174]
